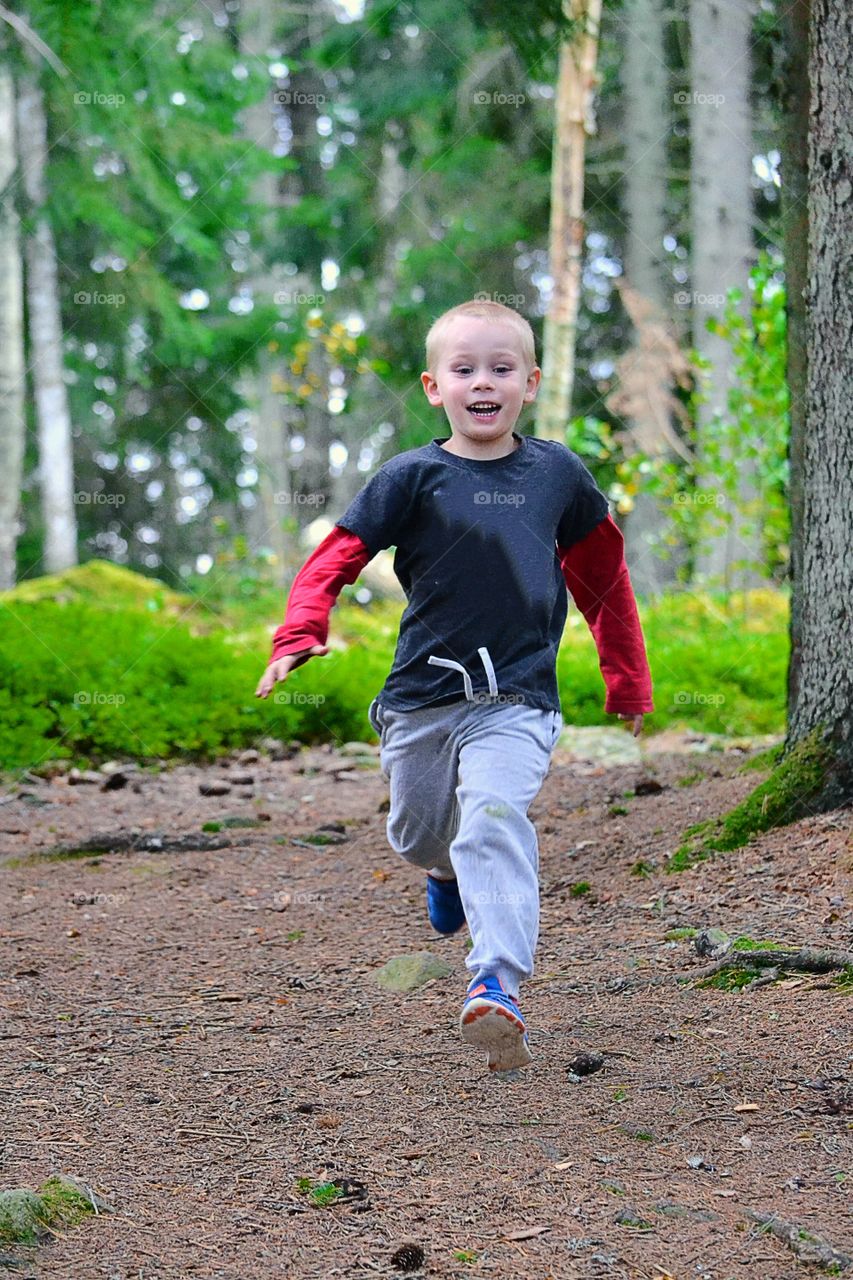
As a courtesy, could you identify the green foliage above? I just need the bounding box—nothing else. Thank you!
[615,253,790,585]
[0,565,788,771]
[559,586,788,736]
[294,1178,343,1207]
[307,1183,343,1208]
[569,881,592,898]
[0,596,364,769]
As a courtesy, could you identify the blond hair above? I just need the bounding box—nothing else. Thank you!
[425,299,537,374]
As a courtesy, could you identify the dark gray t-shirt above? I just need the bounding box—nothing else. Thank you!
[336,432,610,713]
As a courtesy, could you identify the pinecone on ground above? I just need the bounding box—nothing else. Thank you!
[390,1241,426,1273]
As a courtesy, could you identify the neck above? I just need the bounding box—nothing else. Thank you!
[441,432,519,461]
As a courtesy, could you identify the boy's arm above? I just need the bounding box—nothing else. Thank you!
[557,513,654,716]
[268,525,372,664]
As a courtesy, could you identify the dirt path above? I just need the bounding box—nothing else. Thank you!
[1,736,851,1279]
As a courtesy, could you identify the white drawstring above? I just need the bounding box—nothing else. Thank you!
[427,647,498,701]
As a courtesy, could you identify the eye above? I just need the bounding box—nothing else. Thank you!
[495,366,512,373]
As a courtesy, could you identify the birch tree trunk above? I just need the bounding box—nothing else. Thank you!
[619,0,683,595]
[17,73,78,571]
[689,0,757,588]
[786,0,853,810]
[239,0,296,589]
[0,64,26,590]
[537,0,602,442]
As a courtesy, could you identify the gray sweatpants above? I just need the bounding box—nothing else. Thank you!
[368,696,563,998]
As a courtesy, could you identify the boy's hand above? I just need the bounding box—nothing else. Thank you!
[618,712,645,738]
[255,645,329,698]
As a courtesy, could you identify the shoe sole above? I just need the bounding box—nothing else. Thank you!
[430,918,466,936]
[459,998,532,1072]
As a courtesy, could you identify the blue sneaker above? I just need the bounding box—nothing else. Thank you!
[460,975,532,1072]
[426,874,466,935]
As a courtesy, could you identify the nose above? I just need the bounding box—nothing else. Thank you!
[471,369,494,389]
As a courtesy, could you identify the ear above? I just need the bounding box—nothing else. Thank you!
[421,371,443,405]
[523,366,542,402]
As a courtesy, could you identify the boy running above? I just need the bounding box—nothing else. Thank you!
[256,300,653,1072]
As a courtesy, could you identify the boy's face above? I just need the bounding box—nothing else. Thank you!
[420,318,541,448]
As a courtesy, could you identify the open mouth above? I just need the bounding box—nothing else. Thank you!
[467,402,501,420]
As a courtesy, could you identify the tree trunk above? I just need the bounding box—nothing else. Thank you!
[0,64,26,591]
[238,0,293,588]
[17,73,78,572]
[786,0,853,810]
[537,0,602,442]
[780,0,809,714]
[619,0,684,595]
[689,0,757,588]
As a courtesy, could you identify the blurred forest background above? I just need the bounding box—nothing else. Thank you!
[0,0,802,766]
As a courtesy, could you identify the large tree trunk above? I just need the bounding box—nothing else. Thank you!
[618,0,683,595]
[780,0,810,714]
[537,0,602,442]
[689,0,757,588]
[17,73,78,572]
[0,64,26,591]
[786,0,853,810]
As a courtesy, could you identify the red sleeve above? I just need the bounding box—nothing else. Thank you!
[557,513,654,715]
[269,525,372,665]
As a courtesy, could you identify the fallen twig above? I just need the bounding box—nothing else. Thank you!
[37,830,234,856]
[610,945,853,992]
[746,1209,852,1272]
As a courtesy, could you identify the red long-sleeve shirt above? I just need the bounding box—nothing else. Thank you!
[269,514,653,715]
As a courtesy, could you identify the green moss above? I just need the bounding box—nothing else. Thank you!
[202,821,222,832]
[738,743,784,773]
[0,1178,96,1244]
[569,881,592,898]
[696,968,760,992]
[7,846,111,868]
[615,1211,653,1230]
[732,937,782,952]
[37,1178,95,1229]
[831,968,853,994]
[668,729,831,872]
[609,805,629,816]
[1,558,190,614]
[0,1190,50,1244]
[677,771,706,787]
[665,927,698,941]
[631,860,654,878]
